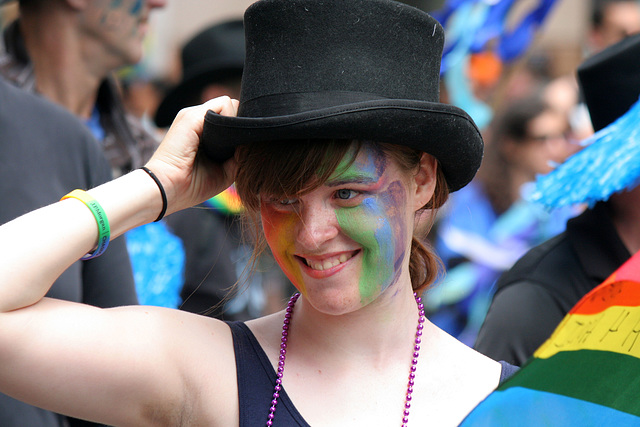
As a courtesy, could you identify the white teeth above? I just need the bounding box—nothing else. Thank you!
[306,253,353,271]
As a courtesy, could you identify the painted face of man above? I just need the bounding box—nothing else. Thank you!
[260,144,416,313]
[80,0,166,69]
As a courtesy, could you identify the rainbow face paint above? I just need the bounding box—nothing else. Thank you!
[261,203,307,295]
[260,143,411,305]
[331,147,408,303]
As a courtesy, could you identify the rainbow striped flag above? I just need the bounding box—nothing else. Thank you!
[203,184,244,215]
[461,250,640,425]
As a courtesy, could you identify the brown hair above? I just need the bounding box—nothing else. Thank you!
[234,139,449,294]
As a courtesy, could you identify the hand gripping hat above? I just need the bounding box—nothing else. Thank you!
[201,0,484,192]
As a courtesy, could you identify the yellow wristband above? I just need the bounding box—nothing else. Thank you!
[61,189,110,259]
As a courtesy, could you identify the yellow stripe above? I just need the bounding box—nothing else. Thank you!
[535,305,640,359]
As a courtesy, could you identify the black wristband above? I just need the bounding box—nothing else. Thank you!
[140,167,167,222]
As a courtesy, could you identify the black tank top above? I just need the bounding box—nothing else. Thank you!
[227,321,518,426]
[228,321,310,426]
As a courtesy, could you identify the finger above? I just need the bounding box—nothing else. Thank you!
[200,96,235,115]
[214,97,239,118]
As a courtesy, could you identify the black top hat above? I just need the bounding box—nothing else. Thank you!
[578,32,640,132]
[154,20,245,128]
[201,0,484,192]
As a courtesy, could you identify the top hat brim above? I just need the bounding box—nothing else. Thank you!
[154,65,243,128]
[201,99,483,192]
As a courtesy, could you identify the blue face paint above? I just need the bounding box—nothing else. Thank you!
[332,147,409,303]
[129,0,144,15]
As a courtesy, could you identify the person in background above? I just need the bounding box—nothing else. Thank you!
[153,19,289,319]
[153,19,244,129]
[0,0,193,314]
[429,91,578,345]
[0,1,518,425]
[0,0,166,177]
[0,1,168,424]
[588,0,640,55]
[475,33,640,366]
[0,73,138,426]
[542,0,640,158]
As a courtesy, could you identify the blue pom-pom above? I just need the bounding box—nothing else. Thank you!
[530,97,640,208]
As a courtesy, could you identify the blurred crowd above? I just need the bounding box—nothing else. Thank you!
[1,0,638,338]
[0,0,639,424]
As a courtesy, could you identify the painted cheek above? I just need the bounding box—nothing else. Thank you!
[336,182,407,303]
[261,205,307,295]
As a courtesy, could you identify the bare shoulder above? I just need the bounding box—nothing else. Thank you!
[413,322,501,425]
[243,310,287,361]
[429,323,501,388]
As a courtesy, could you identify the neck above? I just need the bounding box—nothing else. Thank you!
[19,14,107,119]
[291,282,420,363]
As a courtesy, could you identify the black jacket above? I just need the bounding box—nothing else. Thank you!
[474,202,631,365]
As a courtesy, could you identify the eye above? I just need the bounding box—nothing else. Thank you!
[335,189,358,200]
[278,198,298,206]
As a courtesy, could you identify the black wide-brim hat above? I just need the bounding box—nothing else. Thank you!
[201,0,484,192]
[577,32,640,132]
[154,19,245,128]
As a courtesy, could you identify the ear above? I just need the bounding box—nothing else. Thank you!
[412,153,438,212]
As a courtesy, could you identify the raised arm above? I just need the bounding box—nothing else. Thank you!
[0,97,240,426]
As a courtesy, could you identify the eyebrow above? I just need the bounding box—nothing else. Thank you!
[325,173,379,187]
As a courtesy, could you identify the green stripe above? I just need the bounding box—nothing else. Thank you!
[501,350,640,417]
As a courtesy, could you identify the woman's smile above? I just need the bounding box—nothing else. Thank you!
[297,249,360,272]
[260,143,414,309]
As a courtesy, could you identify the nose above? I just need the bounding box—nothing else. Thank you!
[296,203,339,250]
[147,0,167,9]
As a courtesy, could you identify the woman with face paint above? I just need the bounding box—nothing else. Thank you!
[0,1,517,426]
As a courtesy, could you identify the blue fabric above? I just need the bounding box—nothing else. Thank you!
[85,106,106,142]
[126,221,185,308]
[461,387,639,426]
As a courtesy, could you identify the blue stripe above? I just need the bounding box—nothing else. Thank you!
[460,387,640,426]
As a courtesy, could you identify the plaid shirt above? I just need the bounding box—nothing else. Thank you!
[0,20,159,177]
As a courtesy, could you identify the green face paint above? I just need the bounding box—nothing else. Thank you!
[333,148,408,303]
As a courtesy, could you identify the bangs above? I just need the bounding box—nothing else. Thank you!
[235,139,362,212]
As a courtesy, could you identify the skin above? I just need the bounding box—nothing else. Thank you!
[260,144,412,311]
[590,1,640,53]
[79,0,166,69]
[0,98,502,426]
[19,0,165,119]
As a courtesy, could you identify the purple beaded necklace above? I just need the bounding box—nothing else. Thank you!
[266,292,426,426]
